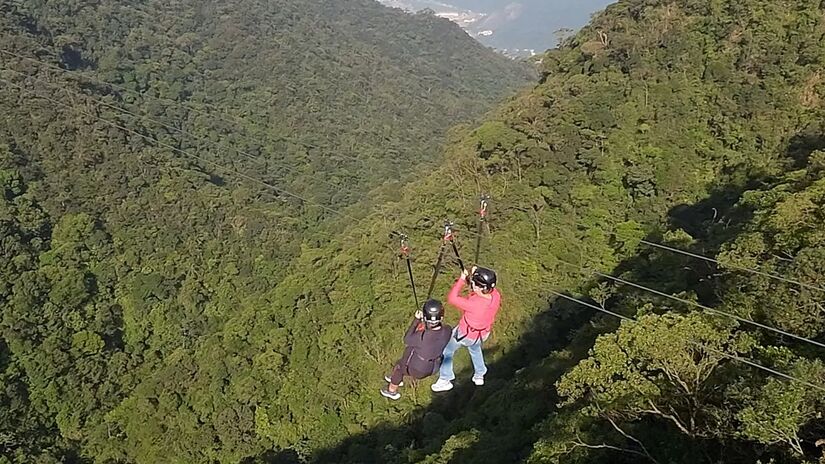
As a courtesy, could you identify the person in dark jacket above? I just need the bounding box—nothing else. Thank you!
[381,299,453,400]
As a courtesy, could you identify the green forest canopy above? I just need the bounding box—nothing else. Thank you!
[2,0,825,463]
[0,0,528,461]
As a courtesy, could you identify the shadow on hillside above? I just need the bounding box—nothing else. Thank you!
[249,200,750,463]
[787,131,825,168]
[248,133,823,464]
[242,450,302,464]
[310,291,605,464]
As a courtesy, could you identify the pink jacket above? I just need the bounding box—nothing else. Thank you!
[446,276,501,341]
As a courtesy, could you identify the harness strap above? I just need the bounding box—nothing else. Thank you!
[410,348,443,375]
[454,296,496,344]
[454,316,489,344]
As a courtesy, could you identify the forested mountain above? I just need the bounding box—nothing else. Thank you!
[2,0,530,210]
[2,0,825,463]
[258,0,825,462]
[0,0,528,462]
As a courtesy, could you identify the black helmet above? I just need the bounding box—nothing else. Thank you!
[471,267,497,293]
[422,299,444,325]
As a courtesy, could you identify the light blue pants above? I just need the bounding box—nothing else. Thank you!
[438,327,488,381]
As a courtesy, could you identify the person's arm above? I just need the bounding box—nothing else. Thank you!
[446,271,470,311]
[404,316,424,345]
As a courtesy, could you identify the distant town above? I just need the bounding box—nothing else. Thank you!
[377,0,537,59]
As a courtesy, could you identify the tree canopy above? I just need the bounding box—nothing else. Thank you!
[2,0,825,463]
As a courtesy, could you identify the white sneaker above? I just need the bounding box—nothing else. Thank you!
[431,378,454,392]
[472,375,484,386]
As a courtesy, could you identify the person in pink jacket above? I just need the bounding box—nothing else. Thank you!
[431,266,501,392]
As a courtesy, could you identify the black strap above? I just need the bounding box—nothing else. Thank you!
[475,194,489,263]
[426,242,447,300]
[454,296,496,344]
[427,221,457,299]
[450,239,465,271]
[399,234,419,311]
[454,316,488,344]
[411,348,443,375]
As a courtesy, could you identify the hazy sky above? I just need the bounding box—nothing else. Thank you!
[450,0,615,50]
[377,0,615,51]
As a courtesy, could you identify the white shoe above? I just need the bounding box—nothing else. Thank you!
[472,375,484,386]
[380,388,401,400]
[384,375,403,387]
[431,378,454,392]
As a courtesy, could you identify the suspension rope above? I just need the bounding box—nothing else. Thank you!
[554,258,825,351]
[394,232,420,310]
[549,290,825,393]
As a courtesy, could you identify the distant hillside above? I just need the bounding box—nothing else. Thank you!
[2,0,531,209]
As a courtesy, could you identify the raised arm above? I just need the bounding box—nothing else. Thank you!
[446,272,471,312]
[403,316,423,342]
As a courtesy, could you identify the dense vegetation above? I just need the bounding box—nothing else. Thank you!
[2,0,529,211]
[278,0,825,462]
[0,0,527,462]
[2,0,825,463]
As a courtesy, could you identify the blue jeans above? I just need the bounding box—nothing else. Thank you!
[438,327,488,381]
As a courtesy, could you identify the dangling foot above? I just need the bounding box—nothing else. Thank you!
[380,387,401,400]
[384,375,403,387]
[431,378,454,392]
[472,374,484,386]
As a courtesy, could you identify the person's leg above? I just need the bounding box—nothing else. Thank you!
[388,361,405,392]
[432,329,462,392]
[382,350,411,399]
[437,331,462,382]
[466,339,487,380]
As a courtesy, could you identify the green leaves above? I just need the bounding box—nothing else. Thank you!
[736,359,825,454]
[558,312,736,421]
[71,331,104,355]
[2,0,825,462]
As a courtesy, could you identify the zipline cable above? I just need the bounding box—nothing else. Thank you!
[638,238,825,294]
[562,216,825,294]
[554,258,825,350]
[549,290,825,393]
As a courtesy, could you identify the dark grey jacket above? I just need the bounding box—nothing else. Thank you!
[401,318,452,375]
